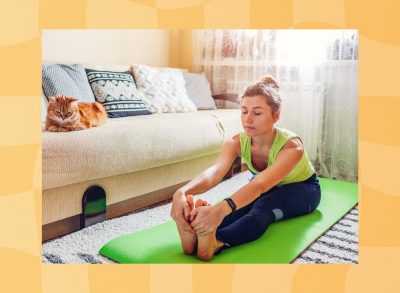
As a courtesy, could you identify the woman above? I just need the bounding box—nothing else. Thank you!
[170,76,321,261]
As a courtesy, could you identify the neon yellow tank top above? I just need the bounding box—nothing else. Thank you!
[240,126,315,186]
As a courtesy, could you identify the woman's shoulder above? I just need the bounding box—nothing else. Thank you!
[282,137,304,150]
[276,127,304,151]
[233,133,243,148]
[223,133,241,155]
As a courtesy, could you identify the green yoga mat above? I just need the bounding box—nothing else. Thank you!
[99,178,358,263]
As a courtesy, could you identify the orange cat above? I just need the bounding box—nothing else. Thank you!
[45,95,107,132]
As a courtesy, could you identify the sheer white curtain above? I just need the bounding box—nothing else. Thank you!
[193,30,358,182]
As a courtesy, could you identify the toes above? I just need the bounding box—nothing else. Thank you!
[187,195,194,210]
[195,199,205,208]
[195,199,209,208]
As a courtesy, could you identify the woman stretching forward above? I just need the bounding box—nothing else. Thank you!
[170,76,321,261]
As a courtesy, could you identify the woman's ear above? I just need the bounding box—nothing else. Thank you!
[273,111,280,123]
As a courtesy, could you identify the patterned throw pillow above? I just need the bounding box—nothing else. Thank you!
[42,64,96,102]
[132,64,197,113]
[183,72,217,110]
[85,69,151,118]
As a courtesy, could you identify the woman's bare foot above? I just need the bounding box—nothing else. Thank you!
[177,195,209,255]
[177,223,197,255]
[197,231,225,261]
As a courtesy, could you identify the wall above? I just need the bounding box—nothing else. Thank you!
[169,30,194,71]
[179,30,194,72]
[42,30,171,66]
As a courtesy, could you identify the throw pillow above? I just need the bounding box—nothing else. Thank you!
[85,69,151,118]
[42,64,96,102]
[132,64,197,113]
[183,72,216,110]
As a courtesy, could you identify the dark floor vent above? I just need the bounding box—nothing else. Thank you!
[81,185,106,228]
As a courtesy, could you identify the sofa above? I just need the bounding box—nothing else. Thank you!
[42,62,243,241]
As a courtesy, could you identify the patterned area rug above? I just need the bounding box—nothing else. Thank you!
[292,206,358,264]
[42,171,358,264]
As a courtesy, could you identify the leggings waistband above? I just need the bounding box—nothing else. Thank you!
[250,172,318,184]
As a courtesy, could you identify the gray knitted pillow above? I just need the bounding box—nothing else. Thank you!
[42,92,48,123]
[42,64,95,102]
[183,72,216,110]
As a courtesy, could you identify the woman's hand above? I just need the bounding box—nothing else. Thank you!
[170,190,195,233]
[189,202,231,236]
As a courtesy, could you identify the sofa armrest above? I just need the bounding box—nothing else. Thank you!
[212,94,240,109]
[212,94,240,104]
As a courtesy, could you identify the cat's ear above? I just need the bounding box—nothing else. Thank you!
[67,97,78,107]
[48,96,57,103]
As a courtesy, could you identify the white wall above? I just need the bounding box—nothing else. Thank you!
[42,30,171,66]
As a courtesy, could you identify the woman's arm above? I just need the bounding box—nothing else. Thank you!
[176,135,241,197]
[170,135,240,232]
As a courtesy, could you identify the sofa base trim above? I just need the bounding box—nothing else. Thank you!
[42,181,188,242]
[42,214,81,243]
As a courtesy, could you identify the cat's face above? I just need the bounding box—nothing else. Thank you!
[47,95,80,123]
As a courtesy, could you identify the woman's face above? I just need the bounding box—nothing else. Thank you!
[241,95,279,137]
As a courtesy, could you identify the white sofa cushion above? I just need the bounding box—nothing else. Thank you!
[42,109,242,190]
[133,64,197,113]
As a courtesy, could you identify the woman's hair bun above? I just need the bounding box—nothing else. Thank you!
[258,75,279,91]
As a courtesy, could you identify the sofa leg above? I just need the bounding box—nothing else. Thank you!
[81,185,107,228]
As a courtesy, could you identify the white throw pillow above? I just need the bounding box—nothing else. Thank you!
[133,64,197,113]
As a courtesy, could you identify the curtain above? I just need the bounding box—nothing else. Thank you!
[193,30,358,182]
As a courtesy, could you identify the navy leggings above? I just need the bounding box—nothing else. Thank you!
[215,173,321,248]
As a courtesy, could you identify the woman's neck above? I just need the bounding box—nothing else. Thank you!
[252,126,277,148]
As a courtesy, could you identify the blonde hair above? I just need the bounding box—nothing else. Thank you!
[241,75,282,115]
